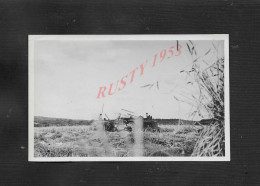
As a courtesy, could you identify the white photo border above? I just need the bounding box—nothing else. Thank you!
[28,34,230,162]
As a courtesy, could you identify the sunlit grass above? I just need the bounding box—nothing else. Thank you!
[34,124,201,157]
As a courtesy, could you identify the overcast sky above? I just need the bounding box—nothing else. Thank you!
[34,39,224,120]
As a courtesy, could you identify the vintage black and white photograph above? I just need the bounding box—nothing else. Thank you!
[29,35,229,161]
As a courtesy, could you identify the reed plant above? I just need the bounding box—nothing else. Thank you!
[180,41,225,156]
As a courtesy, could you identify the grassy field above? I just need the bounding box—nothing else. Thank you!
[34,122,202,157]
[34,42,225,157]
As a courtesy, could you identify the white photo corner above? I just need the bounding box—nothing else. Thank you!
[28,35,230,161]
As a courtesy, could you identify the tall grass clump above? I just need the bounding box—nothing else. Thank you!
[180,41,225,156]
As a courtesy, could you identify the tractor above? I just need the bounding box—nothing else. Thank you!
[99,112,118,132]
[119,109,161,132]
[103,120,118,132]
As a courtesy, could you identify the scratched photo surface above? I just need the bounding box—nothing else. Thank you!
[29,36,229,160]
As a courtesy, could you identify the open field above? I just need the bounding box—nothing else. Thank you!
[34,123,202,157]
[33,41,226,158]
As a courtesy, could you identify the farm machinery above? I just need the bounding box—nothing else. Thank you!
[99,105,161,132]
[102,113,119,132]
[118,109,161,132]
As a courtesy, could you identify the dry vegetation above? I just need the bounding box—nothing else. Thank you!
[34,41,226,158]
[180,41,225,156]
[34,123,202,157]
